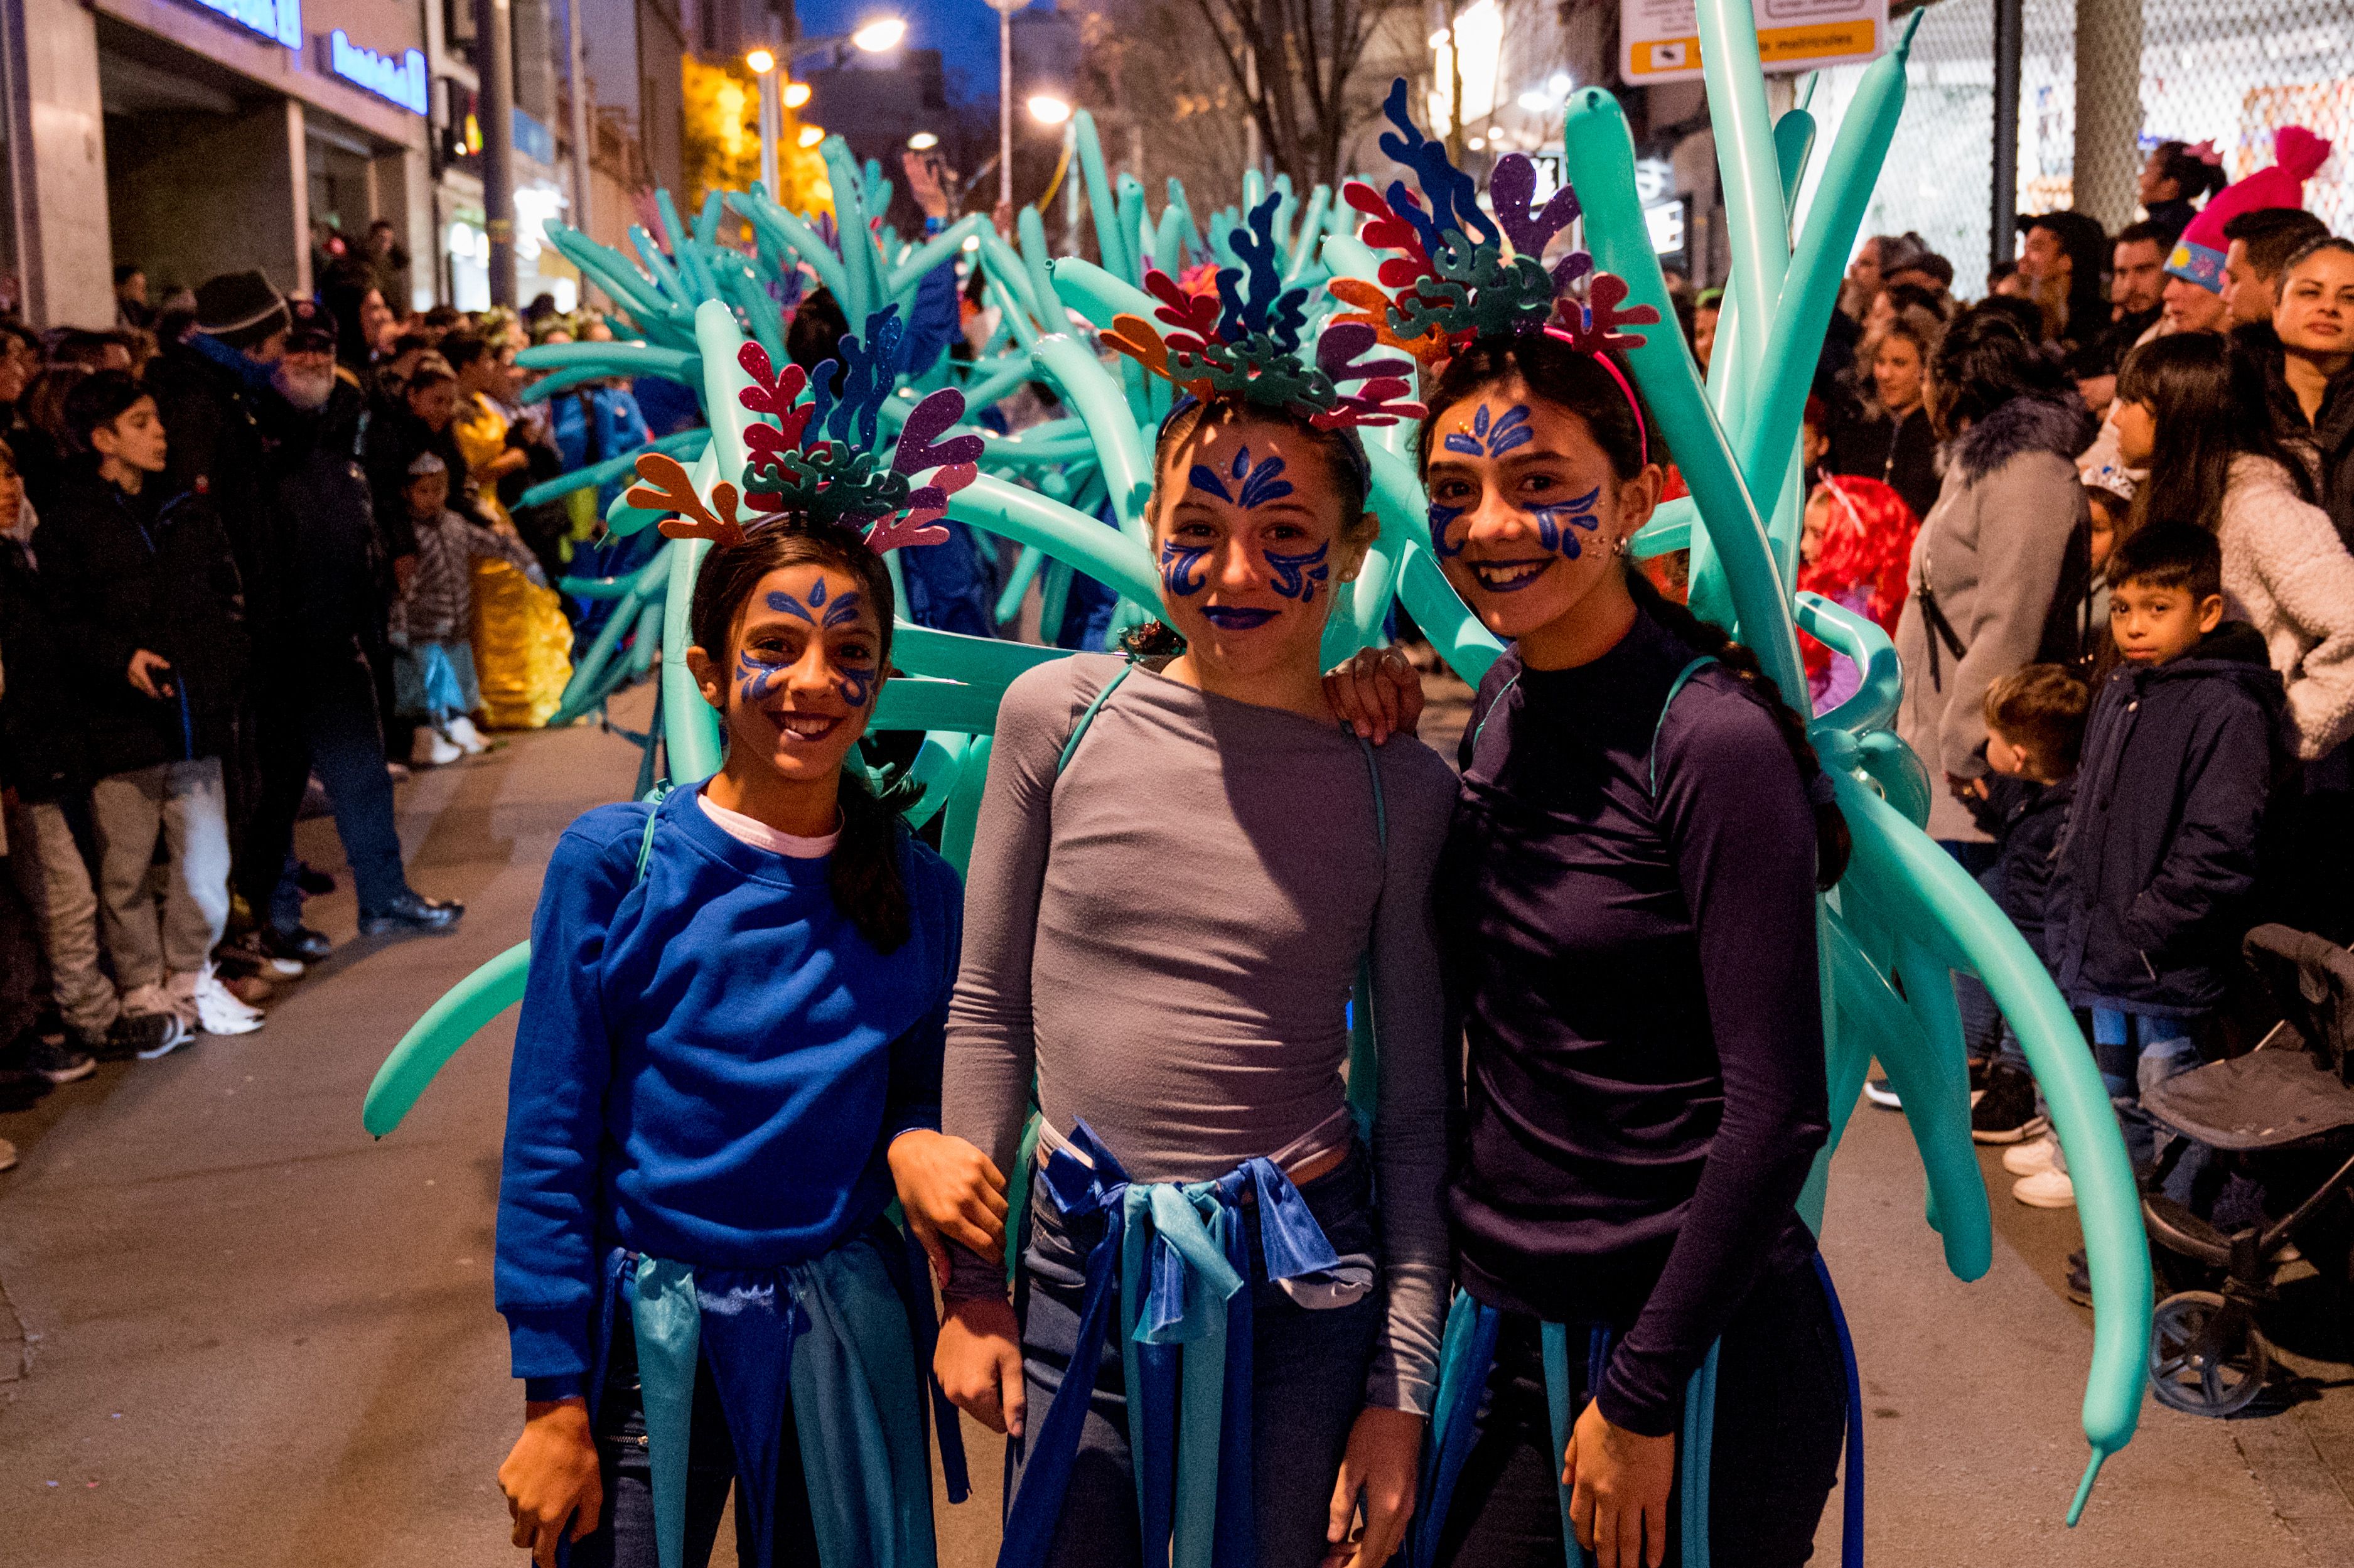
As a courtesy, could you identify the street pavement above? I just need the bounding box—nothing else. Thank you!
[1,680,2348,1566]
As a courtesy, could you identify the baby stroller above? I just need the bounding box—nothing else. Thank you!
[2138,925,2354,1416]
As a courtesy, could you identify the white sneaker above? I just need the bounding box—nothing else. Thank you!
[443,714,490,754]
[2003,1135,2060,1177]
[2013,1168,2077,1209]
[411,725,461,766]
[169,965,264,1036]
[1862,1078,1901,1110]
[133,1011,196,1060]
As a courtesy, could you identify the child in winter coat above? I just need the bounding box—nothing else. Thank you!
[1967,663,2090,1151]
[42,372,256,1041]
[2038,524,2287,1208]
[388,452,546,766]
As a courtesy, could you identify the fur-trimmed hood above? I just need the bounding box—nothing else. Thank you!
[1949,393,2096,485]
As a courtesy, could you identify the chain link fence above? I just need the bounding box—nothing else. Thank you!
[1794,0,2353,298]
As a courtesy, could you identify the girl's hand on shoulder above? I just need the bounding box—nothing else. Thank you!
[1562,1397,1675,1568]
[936,1295,1027,1437]
[1321,1405,1424,1567]
[498,1398,602,1567]
[888,1129,1009,1285]
[1323,646,1424,744]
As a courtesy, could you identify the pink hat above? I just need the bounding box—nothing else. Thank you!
[2166,127,2333,293]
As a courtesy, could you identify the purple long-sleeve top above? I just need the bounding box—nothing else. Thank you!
[1438,605,1830,1437]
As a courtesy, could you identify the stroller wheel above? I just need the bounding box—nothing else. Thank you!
[2149,1291,2271,1417]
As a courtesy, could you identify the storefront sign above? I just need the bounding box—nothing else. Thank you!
[1619,0,1885,85]
[188,0,303,50]
[327,30,427,114]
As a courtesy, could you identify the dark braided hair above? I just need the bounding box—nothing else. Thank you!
[689,526,920,952]
[1419,331,1850,889]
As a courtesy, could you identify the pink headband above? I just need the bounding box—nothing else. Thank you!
[1540,325,1650,468]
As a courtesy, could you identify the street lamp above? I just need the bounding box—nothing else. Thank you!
[907,131,939,150]
[1026,94,1072,126]
[849,16,905,52]
[746,47,780,194]
[783,82,810,109]
[983,0,1026,209]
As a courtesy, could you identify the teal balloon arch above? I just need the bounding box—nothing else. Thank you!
[365,2,2149,1520]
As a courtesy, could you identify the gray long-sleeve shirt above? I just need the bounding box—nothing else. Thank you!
[942,653,1455,1413]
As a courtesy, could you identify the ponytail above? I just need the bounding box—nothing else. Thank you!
[832,764,917,952]
[1628,572,1852,889]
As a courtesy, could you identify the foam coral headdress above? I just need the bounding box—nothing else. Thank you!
[1335,77,1660,376]
[623,304,984,556]
[1099,191,1427,431]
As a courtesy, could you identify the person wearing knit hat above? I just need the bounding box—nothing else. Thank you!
[2166,127,2333,296]
[191,270,293,358]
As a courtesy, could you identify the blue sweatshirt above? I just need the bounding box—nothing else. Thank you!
[495,787,963,1397]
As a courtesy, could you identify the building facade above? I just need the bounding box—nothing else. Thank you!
[0,0,436,325]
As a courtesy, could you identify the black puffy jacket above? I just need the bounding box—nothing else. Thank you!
[1974,772,2076,966]
[41,470,249,779]
[0,521,89,800]
[2047,623,2287,1013]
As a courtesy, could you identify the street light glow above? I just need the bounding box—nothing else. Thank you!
[798,124,825,148]
[782,81,811,107]
[907,131,938,149]
[1026,94,1072,126]
[851,16,906,51]
[744,47,775,73]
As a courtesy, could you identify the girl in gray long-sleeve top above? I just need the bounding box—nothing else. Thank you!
[901,397,1455,1568]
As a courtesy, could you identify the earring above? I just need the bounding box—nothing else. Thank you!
[1608,533,1630,558]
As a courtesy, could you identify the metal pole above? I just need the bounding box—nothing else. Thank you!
[1989,0,2022,277]
[478,0,519,305]
[2072,0,2142,229]
[758,70,780,195]
[999,7,1013,208]
[564,0,591,244]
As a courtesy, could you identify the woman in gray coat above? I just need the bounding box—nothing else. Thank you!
[1895,305,2097,851]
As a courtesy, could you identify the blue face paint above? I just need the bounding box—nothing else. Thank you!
[734,648,790,705]
[1527,483,1604,559]
[820,589,864,630]
[1428,502,1468,561]
[1264,541,1330,603]
[835,665,875,708]
[1442,402,1535,458]
[1200,606,1278,630]
[1159,537,1209,597]
[1187,446,1294,510]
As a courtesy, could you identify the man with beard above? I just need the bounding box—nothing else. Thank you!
[234,301,462,960]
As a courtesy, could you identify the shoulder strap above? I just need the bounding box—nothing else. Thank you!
[1055,662,1135,775]
[1647,656,1719,800]
[633,783,673,886]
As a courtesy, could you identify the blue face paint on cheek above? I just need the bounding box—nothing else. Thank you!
[1525,484,1604,559]
[1159,537,1209,597]
[1264,541,1330,603]
[1428,503,1468,561]
[734,650,789,705]
[834,664,875,708]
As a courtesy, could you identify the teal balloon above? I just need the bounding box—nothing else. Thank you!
[362,940,530,1136]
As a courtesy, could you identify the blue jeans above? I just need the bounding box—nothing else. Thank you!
[568,1291,819,1568]
[252,665,416,929]
[1006,1145,1382,1568]
[2053,1007,2203,1178]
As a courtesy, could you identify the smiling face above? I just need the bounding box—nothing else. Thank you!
[1872,332,1925,414]
[691,561,884,786]
[1424,377,1662,648]
[1149,412,1368,684]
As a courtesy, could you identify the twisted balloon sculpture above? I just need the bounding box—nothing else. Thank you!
[366,1,2147,1520]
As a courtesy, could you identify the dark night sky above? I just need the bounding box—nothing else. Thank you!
[795,0,1026,104]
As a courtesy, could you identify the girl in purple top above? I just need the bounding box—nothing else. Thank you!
[1335,332,1854,1568]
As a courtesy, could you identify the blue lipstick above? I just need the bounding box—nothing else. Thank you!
[1200,606,1279,630]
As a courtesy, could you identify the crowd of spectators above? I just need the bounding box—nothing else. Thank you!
[1686,128,2354,1239]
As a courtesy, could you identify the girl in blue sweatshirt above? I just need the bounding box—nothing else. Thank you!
[493,524,967,1568]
